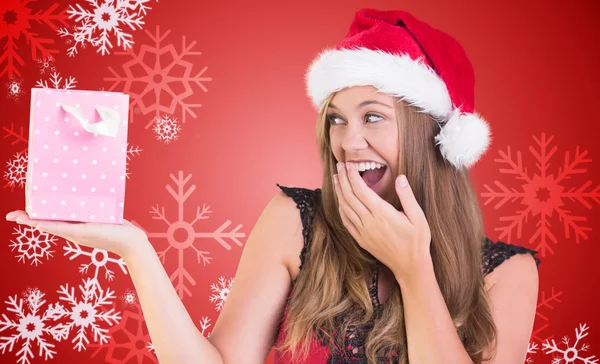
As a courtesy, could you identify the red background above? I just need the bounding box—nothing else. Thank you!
[1,0,598,363]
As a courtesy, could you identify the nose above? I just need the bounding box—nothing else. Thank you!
[341,125,368,152]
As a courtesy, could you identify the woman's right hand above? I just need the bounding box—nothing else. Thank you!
[5,210,150,260]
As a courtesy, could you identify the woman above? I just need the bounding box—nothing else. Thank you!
[6,8,540,364]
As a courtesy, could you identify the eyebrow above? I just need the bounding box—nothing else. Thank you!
[328,100,393,110]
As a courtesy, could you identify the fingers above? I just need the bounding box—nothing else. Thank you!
[336,163,370,224]
[337,201,360,239]
[343,162,383,215]
[333,173,362,228]
[6,210,27,221]
[395,175,428,227]
[6,210,83,241]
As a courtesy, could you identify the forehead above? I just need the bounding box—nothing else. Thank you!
[329,86,395,108]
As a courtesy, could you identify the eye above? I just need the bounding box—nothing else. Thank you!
[327,113,383,125]
[365,113,383,123]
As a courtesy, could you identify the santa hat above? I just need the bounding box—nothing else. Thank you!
[305,9,491,169]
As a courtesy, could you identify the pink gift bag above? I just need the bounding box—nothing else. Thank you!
[25,88,130,224]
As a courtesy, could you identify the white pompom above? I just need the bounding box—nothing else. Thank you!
[434,109,491,169]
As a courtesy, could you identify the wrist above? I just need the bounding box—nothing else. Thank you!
[122,236,155,263]
[394,253,434,288]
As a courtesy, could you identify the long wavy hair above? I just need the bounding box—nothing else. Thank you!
[273,92,498,363]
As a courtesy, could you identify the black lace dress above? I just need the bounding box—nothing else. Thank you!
[272,185,541,364]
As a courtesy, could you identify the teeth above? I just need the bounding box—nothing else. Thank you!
[356,162,385,172]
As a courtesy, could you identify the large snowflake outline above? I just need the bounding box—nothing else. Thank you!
[131,171,245,299]
[57,0,154,57]
[481,133,600,256]
[104,26,212,129]
[0,0,69,79]
[542,323,597,364]
[0,288,69,364]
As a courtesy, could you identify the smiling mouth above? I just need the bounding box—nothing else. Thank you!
[359,165,386,187]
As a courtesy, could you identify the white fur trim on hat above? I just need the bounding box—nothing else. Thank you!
[305,47,491,169]
[306,47,452,119]
[434,109,491,169]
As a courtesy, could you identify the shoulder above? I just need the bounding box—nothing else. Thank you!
[481,238,540,362]
[482,237,541,291]
[274,184,322,280]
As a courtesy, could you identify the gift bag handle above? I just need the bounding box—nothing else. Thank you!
[61,104,121,137]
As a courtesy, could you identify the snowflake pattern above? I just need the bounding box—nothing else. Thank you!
[533,287,564,342]
[121,289,137,306]
[105,26,212,129]
[527,342,539,363]
[126,143,142,179]
[209,276,233,312]
[131,171,245,299]
[53,278,121,351]
[199,316,212,337]
[57,0,154,57]
[1,123,28,156]
[63,241,128,292]
[543,323,597,364]
[9,225,58,266]
[4,152,28,190]
[4,76,24,101]
[481,133,600,256]
[36,71,77,89]
[153,114,181,144]
[0,288,69,364]
[89,299,157,363]
[0,0,69,79]
[36,55,56,74]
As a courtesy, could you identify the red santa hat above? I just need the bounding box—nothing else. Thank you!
[305,8,491,169]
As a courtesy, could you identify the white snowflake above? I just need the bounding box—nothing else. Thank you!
[52,278,121,351]
[543,323,598,363]
[147,341,154,353]
[36,72,77,89]
[4,152,28,189]
[5,77,24,101]
[153,114,181,144]
[0,289,69,364]
[9,226,58,266]
[63,241,128,293]
[57,0,152,56]
[121,289,137,306]
[209,276,233,312]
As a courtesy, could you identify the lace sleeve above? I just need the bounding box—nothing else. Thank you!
[276,184,321,272]
[482,237,542,276]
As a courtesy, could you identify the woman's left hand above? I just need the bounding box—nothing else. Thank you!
[333,162,432,281]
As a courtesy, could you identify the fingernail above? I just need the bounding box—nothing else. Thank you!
[399,175,408,187]
[346,163,351,171]
[337,163,342,172]
[334,174,339,184]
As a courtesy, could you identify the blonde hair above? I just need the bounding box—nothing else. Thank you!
[273,93,498,363]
